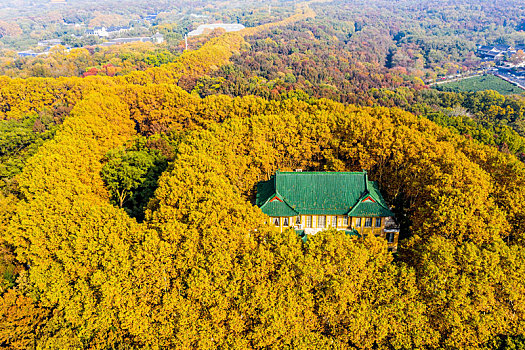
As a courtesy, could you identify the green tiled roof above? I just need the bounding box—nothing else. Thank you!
[347,201,393,217]
[348,182,394,217]
[259,196,298,217]
[256,171,393,217]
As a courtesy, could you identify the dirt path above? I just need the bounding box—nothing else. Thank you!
[429,74,482,86]
[241,1,317,37]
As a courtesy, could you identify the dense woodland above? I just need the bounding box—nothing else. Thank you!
[1,0,525,349]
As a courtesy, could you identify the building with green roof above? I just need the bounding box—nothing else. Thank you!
[256,171,399,251]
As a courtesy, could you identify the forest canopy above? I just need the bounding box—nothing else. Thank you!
[1,0,525,349]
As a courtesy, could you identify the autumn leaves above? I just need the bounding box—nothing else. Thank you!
[1,16,525,348]
[1,70,525,347]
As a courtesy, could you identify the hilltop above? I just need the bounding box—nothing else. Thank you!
[1,1,525,349]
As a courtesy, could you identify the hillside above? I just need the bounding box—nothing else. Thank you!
[1,1,525,349]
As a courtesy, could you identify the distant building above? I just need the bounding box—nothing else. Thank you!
[477,45,496,54]
[477,44,517,61]
[17,50,48,58]
[144,13,158,22]
[151,32,164,44]
[86,27,109,38]
[110,37,152,44]
[477,45,504,60]
[99,42,118,47]
[256,171,400,251]
[494,44,513,52]
[101,33,164,46]
[107,26,132,35]
[187,23,245,37]
[190,14,209,18]
[38,39,63,48]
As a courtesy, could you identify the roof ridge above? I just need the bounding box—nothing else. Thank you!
[348,197,393,217]
[277,171,367,174]
[356,187,389,211]
[259,171,392,217]
[259,191,299,216]
[260,187,294,209]
[274,189,298,212]
[367,180,391,210]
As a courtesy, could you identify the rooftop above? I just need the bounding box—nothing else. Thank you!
[256,171,393,217]
[188,23,245,37]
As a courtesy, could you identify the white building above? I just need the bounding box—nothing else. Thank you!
[151,32,164,44]
[86,27,109,38]
[38,39,63,47]
[187,23,245,37]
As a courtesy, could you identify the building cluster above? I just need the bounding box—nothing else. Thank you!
[187,23,245,37]
[143,13,158,22]
[83,25,164,46]
[38,39,63,47]
[85,26,133,38]
[99,32,164,47]
[15,10,163,58]
[477,44,525,61]
[17,32,164,57]
[84,13,158,38]
[256,171,400,252]
[17,50,50,58]
[17,39,64,57]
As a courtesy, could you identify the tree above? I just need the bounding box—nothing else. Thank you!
[101,143,168,220]
[0,289,50,349]
[509,50,525,65]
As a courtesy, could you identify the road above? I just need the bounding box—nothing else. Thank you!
[430,73,482,86]
[427,69,493,86]
[428,68,525,92]
[494,68,525,90]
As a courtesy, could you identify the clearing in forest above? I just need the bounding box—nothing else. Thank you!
[436,74,524,95]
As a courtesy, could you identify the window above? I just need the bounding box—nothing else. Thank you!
[331,216,337,228]
[318,216,326,228]
[375,218,382,227]
[343,216,349,226]
[387,232,395,243]
[296,216,301,225]
[364,218,372,227]
[274,218,280,226]
[283,217,289,226]
[306,216,312,228]
[356,218,361,227]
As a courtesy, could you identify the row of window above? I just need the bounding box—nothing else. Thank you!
[355,217,382,228]
[272,216,382,229]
